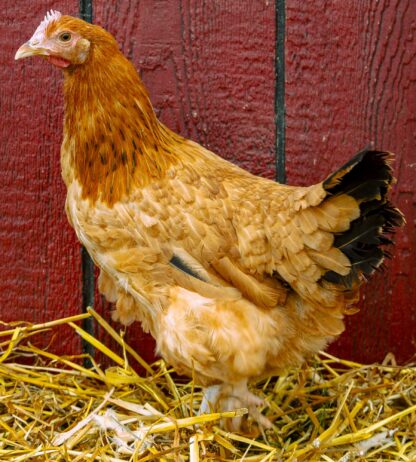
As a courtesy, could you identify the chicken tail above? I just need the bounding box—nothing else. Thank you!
[321,148,404,288]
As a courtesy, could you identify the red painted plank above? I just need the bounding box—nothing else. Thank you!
[93,0,276,362]
[286,0,416,363]
[0,2,81,354]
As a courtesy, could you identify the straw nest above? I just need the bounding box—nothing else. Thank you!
[0,308,415,461]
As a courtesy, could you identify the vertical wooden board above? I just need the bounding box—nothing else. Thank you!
[286,0,416,363]
[0,3,82,355]
[93,0,276,361]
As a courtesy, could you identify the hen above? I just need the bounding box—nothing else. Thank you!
[16,12,404,429]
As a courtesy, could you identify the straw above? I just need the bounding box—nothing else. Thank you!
[0,307,414,461]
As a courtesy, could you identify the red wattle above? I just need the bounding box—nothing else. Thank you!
[47,55,71,68]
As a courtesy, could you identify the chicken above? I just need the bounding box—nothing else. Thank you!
[16,11,404,430]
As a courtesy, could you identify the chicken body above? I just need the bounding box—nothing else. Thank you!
[16,12,404,428]
[65,145,341,386]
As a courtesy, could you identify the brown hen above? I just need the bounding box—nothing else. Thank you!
[16,11,404,430]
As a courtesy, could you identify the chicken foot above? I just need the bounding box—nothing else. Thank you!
[199,381,271,431]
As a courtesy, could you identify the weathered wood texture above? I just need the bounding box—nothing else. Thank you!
[0,2,81,355]
[286,0,416,362]
[93,0,276,361]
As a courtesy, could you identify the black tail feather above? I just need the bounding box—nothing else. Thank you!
[322,149,404,288]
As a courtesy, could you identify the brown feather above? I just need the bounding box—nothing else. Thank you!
[212,257,287,308]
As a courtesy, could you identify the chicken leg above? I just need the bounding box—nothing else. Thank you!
[200,381,271,431]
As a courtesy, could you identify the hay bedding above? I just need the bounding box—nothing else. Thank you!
[0,308,415,461]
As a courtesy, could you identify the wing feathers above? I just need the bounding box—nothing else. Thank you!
[303,230,333,252]
[213,256,287,308]
[295,208,319,234]
[308,248,351,275]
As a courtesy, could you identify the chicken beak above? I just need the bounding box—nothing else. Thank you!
[15,42,49,60]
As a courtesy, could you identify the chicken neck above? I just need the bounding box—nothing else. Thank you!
[60,43,181,205]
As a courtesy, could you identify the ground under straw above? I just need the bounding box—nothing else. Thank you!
[0,308,415,461]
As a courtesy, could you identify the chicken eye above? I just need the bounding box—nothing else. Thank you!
[59,32,72,42]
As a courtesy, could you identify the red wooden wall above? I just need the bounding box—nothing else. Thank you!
[2,1,415,364]
[1,1,81,355]
[285,0,416,362]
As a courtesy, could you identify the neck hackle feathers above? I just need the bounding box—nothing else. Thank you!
[61,26,183,206]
